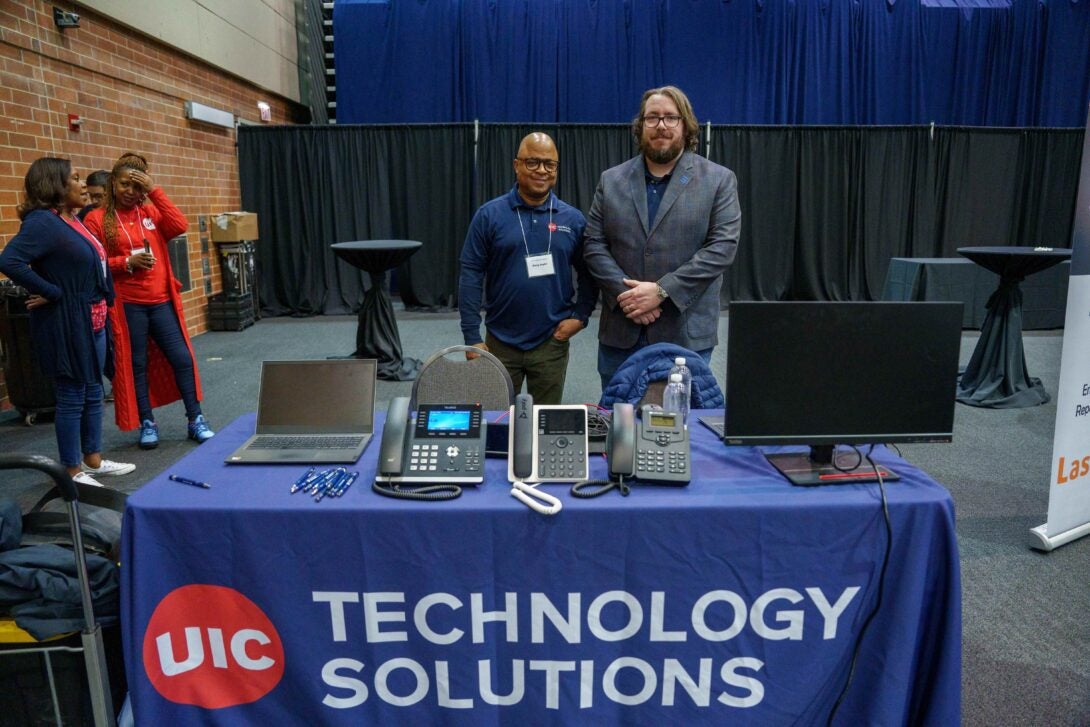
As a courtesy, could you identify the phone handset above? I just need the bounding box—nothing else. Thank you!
[509,393,534,481]
[378,396,410,477]
[608,403,637,478]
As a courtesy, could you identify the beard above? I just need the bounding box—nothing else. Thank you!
[641,133,685,165]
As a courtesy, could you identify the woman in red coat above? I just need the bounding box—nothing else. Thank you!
[84,153,214,448]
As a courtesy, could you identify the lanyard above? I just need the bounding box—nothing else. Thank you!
[515,201,553,256]
[115,208,146,252]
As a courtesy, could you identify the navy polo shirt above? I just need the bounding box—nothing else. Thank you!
[646,168,673,226]
[459,186,597,350]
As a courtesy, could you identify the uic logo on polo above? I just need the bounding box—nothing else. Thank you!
[143,584,285,708]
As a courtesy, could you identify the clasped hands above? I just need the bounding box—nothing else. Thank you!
[616,279,662,325]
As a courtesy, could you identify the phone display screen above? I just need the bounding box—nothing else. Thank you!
[427,410,471,432]
[648,412,677,428]
[539,409,585,435]
[414,404,482,439]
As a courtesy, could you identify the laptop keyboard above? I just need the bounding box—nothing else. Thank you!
[250,435,364,450]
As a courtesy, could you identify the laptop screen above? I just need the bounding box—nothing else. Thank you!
[256,360,377,434]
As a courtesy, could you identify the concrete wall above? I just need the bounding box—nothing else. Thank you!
[80,0,301,103]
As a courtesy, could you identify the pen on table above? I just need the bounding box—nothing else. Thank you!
[290,467,316,493]
[169,474,211,489]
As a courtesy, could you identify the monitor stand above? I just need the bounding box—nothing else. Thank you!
[764,446,900,487]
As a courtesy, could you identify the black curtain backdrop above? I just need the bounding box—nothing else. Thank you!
[475,124,664,217]
[237,125,474,315]
[238,125,1083,316]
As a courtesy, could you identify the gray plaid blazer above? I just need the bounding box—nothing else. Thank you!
[584,150,741,350]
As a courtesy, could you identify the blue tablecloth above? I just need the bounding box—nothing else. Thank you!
[121,413,961,725]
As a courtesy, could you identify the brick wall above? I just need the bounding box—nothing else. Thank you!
[0,1,302,411]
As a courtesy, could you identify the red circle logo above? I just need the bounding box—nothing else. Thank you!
[143,585,284,708]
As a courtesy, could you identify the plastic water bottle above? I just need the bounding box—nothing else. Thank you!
[662,373,690,426]
[670,357,692,407]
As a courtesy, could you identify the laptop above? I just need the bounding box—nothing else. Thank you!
[225,359,377,464]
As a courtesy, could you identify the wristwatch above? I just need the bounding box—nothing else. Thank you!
[656,284,669,301]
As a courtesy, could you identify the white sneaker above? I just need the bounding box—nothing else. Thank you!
[82,459,135,477]
[72,472,105,488]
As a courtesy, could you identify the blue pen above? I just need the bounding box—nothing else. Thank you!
[290,467,316,493]
[328,469,352,497]
[302,467,336,492]
[313,475,336,501]
[169,474,211,489]
[334,471,359,497]
[315,468,348,501]
[308,468,343,497]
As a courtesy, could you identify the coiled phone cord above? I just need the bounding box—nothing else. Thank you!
[371,480,462,501]
[570,476,630,499]
[510,480,563,515]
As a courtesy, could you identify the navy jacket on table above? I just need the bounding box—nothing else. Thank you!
[598,342,724,409]
[460,186,597,349]
[584,151,741,351]
[0,209,115,382]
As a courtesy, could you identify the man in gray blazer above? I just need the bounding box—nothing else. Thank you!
[584,85,741,388]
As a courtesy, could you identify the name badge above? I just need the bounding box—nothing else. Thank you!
[525,253,555,278]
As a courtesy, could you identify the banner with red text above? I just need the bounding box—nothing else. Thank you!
[1041,105,1090,545]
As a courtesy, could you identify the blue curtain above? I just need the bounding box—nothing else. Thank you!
[334,0,1090,126]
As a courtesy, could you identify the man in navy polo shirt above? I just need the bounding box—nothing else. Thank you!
[459,132,597,404]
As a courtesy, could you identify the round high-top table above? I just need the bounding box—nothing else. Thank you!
[956,246,1071,408]
[331,240,423,381]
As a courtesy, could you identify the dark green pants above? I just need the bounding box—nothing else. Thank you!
[485,332,570,405]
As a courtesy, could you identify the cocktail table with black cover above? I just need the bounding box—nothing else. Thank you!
[331,240,422,380]
[955,246,1071,408]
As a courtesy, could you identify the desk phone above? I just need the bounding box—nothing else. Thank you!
[508,394,589,483]
[609,403,690,485]
[377,397,485,484]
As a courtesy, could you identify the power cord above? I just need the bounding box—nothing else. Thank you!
[826,448,892,726]
[586,407,611,441]
[371,480,462,501]
[831,445,863,473]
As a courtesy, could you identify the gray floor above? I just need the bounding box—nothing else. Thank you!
[0,311,1087,724]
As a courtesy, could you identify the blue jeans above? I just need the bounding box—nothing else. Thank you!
[124,302,201,422]
[54,328,106,467]
[597,331,713,390]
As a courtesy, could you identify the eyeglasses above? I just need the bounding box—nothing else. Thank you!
[517,158,559,173]
[642,115,683,129]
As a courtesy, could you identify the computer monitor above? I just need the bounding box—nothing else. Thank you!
[724,301,962,486]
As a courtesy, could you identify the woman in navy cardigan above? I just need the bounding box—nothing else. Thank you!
[0,158,134,487]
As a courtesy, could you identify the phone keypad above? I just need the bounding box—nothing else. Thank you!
[408,443,440,472]
[636,447,688,477]
[537,436,587,480]
[408,443,482,474]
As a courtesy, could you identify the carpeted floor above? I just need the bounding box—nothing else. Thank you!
[0,310,1086,724]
